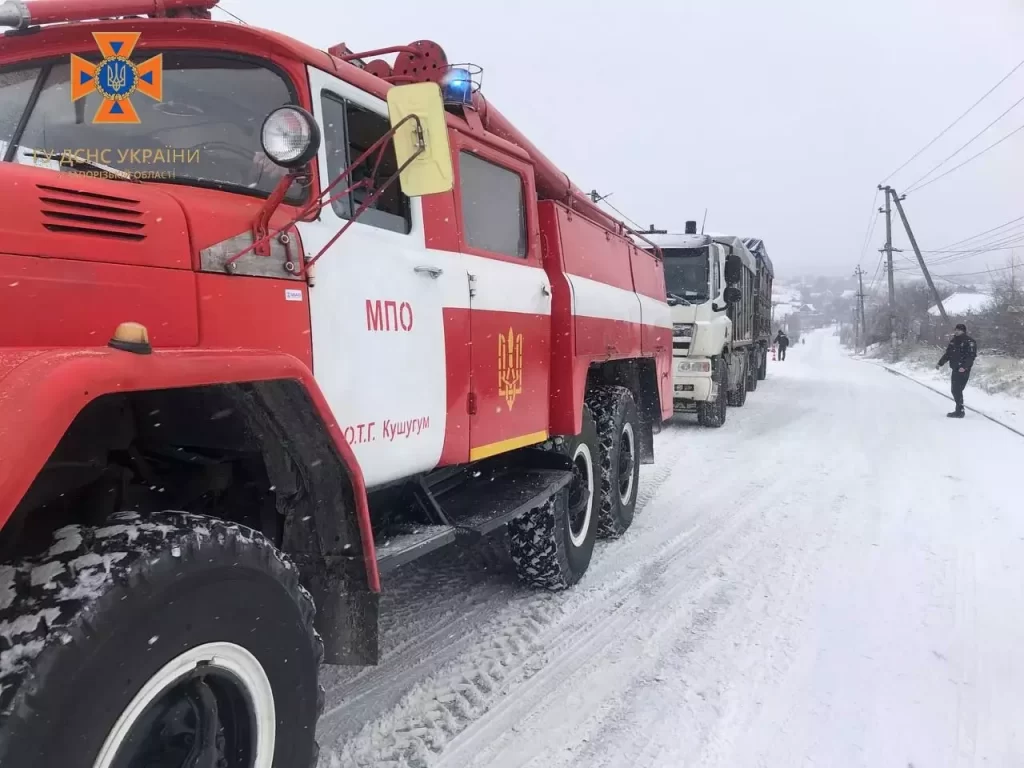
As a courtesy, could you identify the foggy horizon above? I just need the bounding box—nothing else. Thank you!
[230,0,1024,282]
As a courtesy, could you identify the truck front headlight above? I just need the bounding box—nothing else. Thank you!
[675,359,712,374]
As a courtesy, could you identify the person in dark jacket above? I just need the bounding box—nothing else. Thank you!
[936,323,977,418]
[774,330,790,360]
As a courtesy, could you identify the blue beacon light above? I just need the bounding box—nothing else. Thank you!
[441,68,474,106]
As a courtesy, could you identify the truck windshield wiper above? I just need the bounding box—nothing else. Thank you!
[667,292,693,306]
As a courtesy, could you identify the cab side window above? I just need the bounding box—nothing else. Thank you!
[712,252,721,297]
[321,92,411,234]
[459,151,526,258]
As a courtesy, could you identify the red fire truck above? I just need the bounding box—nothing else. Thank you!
[0,1,671,764]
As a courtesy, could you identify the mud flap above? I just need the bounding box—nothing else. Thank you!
[296,554,380,665]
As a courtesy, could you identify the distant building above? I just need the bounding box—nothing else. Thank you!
[929,292,989,317]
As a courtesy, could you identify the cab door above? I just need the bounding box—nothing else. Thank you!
[301,66,469,488]
[453,141,552,461]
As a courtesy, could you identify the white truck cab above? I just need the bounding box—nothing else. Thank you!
[643,226,759,427]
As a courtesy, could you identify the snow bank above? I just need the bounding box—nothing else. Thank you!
[860,343,1024,433]
[894,344,1024,399]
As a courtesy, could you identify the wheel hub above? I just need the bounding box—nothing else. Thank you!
[617,423,636,505]
[94,643,275,768]
[567,443,594,546]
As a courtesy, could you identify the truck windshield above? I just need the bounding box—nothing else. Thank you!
[1,52,297,198]
[662,247,710,302]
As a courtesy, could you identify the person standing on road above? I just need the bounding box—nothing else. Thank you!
[774,330,790,361]
[936,323,977,418]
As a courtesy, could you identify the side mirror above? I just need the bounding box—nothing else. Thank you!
[261,106,321,169]
[724,253,742,286]
[723,286,742,304]
[387,82,454,197]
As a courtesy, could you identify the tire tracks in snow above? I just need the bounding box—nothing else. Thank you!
[317,424,696,751]
[318,552,522,741]
[316,425,698,767]
[450,418,854,768]
[324,424,801,768]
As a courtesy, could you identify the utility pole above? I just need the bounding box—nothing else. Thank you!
[878,185,898,361]
[853,265,867,352]
[888,188,948,323]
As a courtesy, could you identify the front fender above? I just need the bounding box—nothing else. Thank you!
[0,346,379,592]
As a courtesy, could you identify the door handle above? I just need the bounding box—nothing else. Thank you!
[414,265,443,279]
[541,284,551,296]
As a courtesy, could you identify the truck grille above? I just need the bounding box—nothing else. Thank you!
[37,184,146,241]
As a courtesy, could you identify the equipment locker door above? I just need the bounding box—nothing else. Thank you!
[453,142,552,461]
[301,67,470,488]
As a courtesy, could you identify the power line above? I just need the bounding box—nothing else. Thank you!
[923,225,1024,258]
[923,233,1024,265]
[930,262,1021,279]
[867,251,886,294]
[924,243,1024,254]
[904,91,1024,192]
[934,211,1024,251]
[879,55,1024,184]
[907,120,1024,193]
[857,190,880,266]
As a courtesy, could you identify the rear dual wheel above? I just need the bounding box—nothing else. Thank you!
[589,386,640,539]
[509,407,599,590]
[509,386,642,588]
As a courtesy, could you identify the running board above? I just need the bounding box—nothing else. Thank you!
[441,466,573,536]
[377,526,455,573]
[375,466,573,572]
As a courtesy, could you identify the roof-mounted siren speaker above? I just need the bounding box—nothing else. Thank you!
[440,63,483,108]
[684,220,698,235]
[364,60,393,79]
[392,40,449,83]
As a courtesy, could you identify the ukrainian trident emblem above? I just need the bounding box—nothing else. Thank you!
[497,327,524,409]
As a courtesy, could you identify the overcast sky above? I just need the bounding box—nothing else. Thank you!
[229,0,1024,282]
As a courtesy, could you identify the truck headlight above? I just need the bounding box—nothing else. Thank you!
[261,106,321,168]
[676,360,712,374]
[672,323,694,339]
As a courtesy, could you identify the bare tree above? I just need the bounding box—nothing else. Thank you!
[982,254,1024,355]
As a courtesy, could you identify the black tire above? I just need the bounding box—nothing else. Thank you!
[746,352,759,392]
[0,511,323,768]
[509,407,599,590]
[696,357,727,428]
[588,386,640,539]
[727,356,748,407]
[757,347,768,381]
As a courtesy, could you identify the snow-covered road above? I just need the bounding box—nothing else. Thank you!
[318,329,1024,768]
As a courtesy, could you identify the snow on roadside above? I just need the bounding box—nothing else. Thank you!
[856,343,1024,433]
[893,344,1024,399]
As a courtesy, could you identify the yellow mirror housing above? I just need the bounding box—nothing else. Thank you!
[387,82,454,197]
